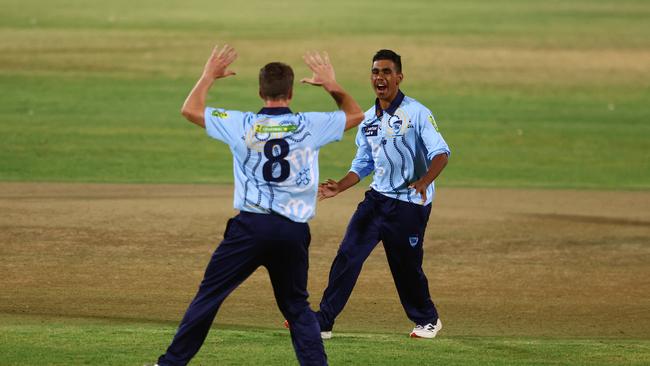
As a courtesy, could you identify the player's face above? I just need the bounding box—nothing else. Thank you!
[371,59,403,102]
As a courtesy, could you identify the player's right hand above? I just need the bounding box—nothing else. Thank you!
[318,179,340,200]
[202,44,237,80]
[301,51,336,88]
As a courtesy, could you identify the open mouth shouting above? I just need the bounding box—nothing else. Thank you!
[375,81,388,94]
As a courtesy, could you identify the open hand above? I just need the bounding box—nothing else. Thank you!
[318,179,340,201]
[202,44,237,80]
[301,51,336,87]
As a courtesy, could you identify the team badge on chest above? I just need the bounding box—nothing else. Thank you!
[384,109,410,137]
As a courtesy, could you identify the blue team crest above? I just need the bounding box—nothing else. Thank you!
[385,109,410,137]
[387,116,404,136]
[409,236,419,247]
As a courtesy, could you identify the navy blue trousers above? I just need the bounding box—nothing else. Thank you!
[158,212,326,366]
[316,189,438,331]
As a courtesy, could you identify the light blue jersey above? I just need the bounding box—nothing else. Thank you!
[205,106,346,223]
[350,91,450,205]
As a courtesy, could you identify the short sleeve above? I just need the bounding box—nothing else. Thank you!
[299,111,346,148]
[204,107,246,144]
[418,108,450,160]
[349,126,375,179]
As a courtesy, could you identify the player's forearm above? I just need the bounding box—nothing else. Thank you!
[181,76,215,128]
[337,171,361,193]
[322,82,364,131]
[420,153,448,186]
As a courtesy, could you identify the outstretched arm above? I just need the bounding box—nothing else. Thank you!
[181,44,238,128]
[319,123,375,201]
[318,172,361,200]
[301,51,364,131]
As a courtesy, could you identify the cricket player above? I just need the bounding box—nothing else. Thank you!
[314,49,450,339]
[154,44,363,366]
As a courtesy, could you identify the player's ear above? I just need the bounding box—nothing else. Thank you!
[287,88,293,101]
[397,72,404,84]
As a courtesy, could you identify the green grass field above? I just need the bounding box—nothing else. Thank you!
[2,0,649,188]
[2,315,649,366]
[1,1,650,365]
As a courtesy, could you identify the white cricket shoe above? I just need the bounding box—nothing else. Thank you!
[409,318,442,338]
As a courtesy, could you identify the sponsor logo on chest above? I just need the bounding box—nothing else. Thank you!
[363,124,379,136]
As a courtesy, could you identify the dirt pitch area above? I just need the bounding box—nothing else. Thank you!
[1,183,648,338]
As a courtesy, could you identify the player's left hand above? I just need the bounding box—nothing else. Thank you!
[301,51,336,88]
[408,179,429,204]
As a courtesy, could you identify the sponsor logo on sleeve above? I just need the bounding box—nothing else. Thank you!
[428,115,439,131]
[212,110,229,119]
[409,236,419,247]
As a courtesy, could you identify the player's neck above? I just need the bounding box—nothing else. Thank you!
[378,99,391,111]
[378,90,399,111]
[263,99,291,108]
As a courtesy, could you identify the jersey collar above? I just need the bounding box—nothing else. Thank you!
[258,107,293,115]
[374,90,405,118]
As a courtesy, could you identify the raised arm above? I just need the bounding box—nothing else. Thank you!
[301,51,364,131]
[181,44,238,128]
